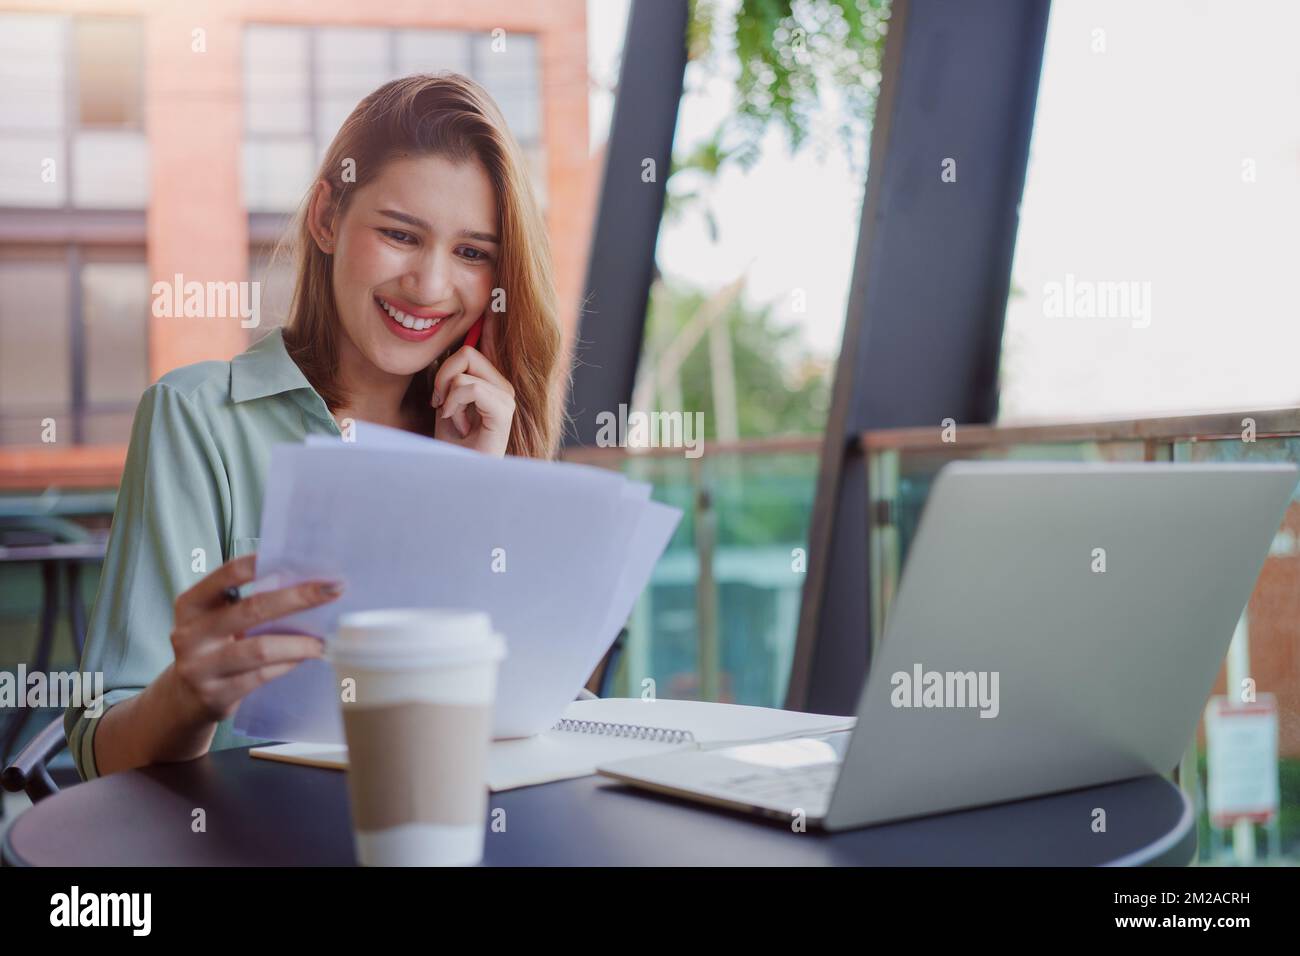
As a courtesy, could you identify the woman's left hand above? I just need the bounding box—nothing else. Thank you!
[432,312,514,457]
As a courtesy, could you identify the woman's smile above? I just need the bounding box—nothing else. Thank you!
[374,293,455,342]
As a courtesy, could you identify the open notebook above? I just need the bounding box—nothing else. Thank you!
[250,697,857,791]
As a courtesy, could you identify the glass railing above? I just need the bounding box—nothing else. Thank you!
[561,439,823,709]
[863,409,1300,865]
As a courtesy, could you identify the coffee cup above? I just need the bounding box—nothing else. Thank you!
[330,608,506,866]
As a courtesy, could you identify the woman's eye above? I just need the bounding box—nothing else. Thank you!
[379,228,416,244]
[458,246,490,262]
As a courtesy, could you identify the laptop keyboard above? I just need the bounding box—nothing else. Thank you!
[706,762,840,809]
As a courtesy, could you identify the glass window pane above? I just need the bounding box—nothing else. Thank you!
[72,130,149,208]
[75,17,143,128]
[82,260,148,407]
[0,256,71,445]
[396,30,470,75]
[315,27,395,143]
[0,13,65,130]
[998,0,1300,422]
[470,32,541,144]
[0,135,65,206]
[244,25,310,135]
[242,138,314,213]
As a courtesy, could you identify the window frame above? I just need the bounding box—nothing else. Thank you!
[0,243,149,447]
[0,13,148,214]
[242,22,546,226]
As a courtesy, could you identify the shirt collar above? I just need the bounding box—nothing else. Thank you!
[229,328,316,404]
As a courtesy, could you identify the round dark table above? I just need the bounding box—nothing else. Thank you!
[3,746,1195,866]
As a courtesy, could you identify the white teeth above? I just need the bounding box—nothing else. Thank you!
[379,298,441,333]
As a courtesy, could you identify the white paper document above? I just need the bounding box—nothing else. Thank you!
[233,424,683,742]
[250,697,859,791]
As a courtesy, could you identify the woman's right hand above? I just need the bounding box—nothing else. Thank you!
[168,553,344,723]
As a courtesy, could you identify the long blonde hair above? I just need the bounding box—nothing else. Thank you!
[279,72,565,459]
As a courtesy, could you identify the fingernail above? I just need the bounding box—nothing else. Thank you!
[432,391,442,407]
[317,580,345,597]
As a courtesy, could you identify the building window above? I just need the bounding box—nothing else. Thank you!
[242,24,546,215]
[0,250,70,444]
[80,255,150,441]
[0,14,65,209]
[75,17,144,128]
[0,12,148,210]
[0,247,148,446]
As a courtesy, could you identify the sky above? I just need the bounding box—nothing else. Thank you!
[586,0,1300,424]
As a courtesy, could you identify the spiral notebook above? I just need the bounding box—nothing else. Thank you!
[249,697,856,791]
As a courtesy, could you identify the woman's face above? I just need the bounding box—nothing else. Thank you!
[322,153,499,377]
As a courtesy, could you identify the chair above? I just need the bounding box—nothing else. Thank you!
[2,715,74,805]
[0,514,100,816]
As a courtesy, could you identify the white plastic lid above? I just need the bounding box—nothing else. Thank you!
[330,608,507,670]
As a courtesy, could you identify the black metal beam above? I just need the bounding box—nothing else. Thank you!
[786,0,1051,714]
[563,0,688,446]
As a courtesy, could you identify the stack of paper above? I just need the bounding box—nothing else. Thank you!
[233,422,683,744]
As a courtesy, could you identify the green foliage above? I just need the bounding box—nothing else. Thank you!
[688,0,890,176]
[642,280,831,440]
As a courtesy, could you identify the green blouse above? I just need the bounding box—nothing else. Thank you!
[63,328,342,780]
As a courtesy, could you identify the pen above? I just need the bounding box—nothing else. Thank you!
[224,586,241,604]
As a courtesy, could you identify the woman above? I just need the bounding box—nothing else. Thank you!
[64,73,566,780]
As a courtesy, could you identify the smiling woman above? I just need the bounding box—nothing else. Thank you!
[307,152,504,440]
[283,73,565,455]
[63,72,567,783]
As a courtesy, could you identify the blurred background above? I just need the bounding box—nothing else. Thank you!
[1,0,1298,865]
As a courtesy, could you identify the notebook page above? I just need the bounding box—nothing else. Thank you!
[558,697,857,748]
[490,698,855,789]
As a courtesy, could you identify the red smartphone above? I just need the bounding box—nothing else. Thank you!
[463,315,485,350]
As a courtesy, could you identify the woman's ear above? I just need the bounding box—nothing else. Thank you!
[307,180,338,255]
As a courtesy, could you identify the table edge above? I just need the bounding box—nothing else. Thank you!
[1,755,1200,867]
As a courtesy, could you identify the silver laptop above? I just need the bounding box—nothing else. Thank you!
[597,461,1298,831]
